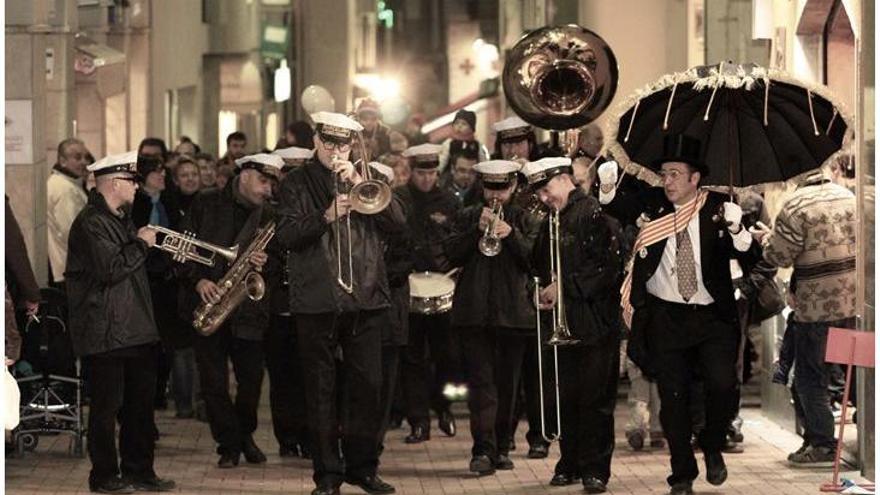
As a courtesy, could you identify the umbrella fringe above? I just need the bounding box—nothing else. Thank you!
[604,63,855,191]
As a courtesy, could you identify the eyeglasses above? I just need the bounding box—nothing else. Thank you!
[320,140,352,152]
[659,169,690,182]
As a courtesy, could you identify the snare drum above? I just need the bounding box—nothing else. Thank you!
[408,272,456,314]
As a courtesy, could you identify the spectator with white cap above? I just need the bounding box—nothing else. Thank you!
[66,151,176,494]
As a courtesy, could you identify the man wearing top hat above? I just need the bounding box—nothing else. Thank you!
[444,159,540,475]
[395,143,462,444]
[276,111,405,495]
[66,151,176,493]
[178,153,279,469]
[597,134,760,495]
[521,156,624,494]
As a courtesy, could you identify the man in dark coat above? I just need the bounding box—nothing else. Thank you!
[178,153,279,469]
[597,135,760,495]
[522,157,624,494]
[276,111,405,495]
[444,159,540,475]
[395,143,463,444]
[66,151,175,493]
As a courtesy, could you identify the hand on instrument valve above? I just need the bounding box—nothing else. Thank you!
[137,227,157,247]
[324,195,352,223]
[538,282,558,310]
[196,279,222,305]
[333,159,363,186]
[722,201,743,233]
[248,250,268,270]
[478,207,495,230]
[493,219,513,239]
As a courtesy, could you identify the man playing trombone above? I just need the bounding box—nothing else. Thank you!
[521,157,625,494]
[445,159,540,476]
[276,111,405,495]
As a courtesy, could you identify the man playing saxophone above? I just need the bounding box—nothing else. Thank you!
[276,111,405,495]
[178,153,280,469]
[521,157,624,494]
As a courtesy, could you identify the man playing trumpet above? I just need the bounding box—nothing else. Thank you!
[521,157,625,494]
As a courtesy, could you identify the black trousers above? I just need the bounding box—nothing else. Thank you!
[85,345,158,486]
[401,312,459,428]
[553,335,620,483]
[510,336,550,449]
[377,344,402,449]
[296,310,384,488]
[193,328,265,455]
[646,299,739,486]
[264,314,307,449]
[459,325,530,459]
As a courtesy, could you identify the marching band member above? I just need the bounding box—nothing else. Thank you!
[178,153,279,468]
[276,111,405,495]
[522,157,624,494]
[67,151,176,493]
[396,143,462,444]
[444,160,540,475]
[492,116,539,163]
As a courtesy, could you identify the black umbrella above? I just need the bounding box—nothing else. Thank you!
[605,62,853,188]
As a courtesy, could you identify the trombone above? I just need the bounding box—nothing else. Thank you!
[146,224,239,267]
[532,209,580,443]
[330,131,393,293]
[478,198,504,257]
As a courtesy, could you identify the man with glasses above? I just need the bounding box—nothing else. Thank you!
[48,138,90,289]
[67,151,176,494]
[598,135,759,495]
[276,111,405,495]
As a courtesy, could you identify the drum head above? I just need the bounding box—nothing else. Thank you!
[409,272,456,298]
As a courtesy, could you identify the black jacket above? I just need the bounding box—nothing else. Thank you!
[66,190,159,357]
[178,178,270,340]
[532,188,624,345]
[276,159,406,314]
[395,183,459,273]
[446,201,539,329]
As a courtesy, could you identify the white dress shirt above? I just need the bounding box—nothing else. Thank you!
[646,204,753,305]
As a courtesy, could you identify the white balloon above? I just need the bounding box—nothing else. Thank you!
[301,85,335,114]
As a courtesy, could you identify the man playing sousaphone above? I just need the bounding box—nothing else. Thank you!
[444,159,541,475]
[395,143,463,444]
[276,111,405,495]
[522,157,625,494]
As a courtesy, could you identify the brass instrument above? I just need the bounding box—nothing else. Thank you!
[478,199,504,257]
[192,221,275,336]
[146,224,239,267]
[330,131,393,294]
[505,25,618,443]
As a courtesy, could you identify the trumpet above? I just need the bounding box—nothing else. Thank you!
[146,224,239,267]
[478,199,504,257]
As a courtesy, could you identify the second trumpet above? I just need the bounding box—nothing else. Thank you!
[478,199,504,257]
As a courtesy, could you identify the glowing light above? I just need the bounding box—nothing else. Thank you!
[273,59,291,102]
[353,73,401,102]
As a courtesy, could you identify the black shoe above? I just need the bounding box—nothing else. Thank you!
[469,455,496,476]
[494,454,514,470]
[129,476,176,492]
[279,444,300,458]
[404,425,429,444]
[704,451,728,486]
[310,485,340,495]
[437,410,456,437]
[721,437,744,454]
[242,437,266,464]
[90,478,135,494]
[527,443,548,459]
[582,476,607,494]
[301,444,312,459]
[626,430,645,451]
[668,481,694,495]
[217,451,240,468]
[345,475,396,494]
[549,473,578,486]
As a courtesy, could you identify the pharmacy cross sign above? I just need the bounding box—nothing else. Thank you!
[459,58,475,75]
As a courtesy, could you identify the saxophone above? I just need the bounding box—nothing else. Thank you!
[192,221,276,336]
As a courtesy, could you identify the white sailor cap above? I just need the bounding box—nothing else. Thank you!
[521,157,573,188]
[87,151,139,177]
[492,116,532,142]
[402,143,443,169]
[311,111,363,142]
[473,160,520,189]
[273,146,314,162]
[235,153,284,180]
[370,162,395,184]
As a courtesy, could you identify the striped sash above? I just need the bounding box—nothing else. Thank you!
[621,189,708,328]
